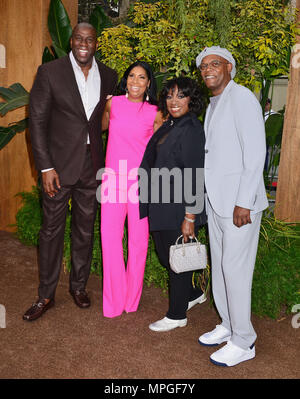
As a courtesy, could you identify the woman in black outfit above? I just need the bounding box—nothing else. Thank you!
[139,77,207,332]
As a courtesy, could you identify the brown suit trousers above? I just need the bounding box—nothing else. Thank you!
[38,147,98,299]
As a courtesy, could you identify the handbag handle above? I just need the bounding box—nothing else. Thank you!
[175,235,199,247]
[175,235,201,256]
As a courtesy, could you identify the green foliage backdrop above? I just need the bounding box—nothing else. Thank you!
[97,0,299,93]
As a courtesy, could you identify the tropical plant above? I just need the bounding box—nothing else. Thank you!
[97,0,299,90]
[15,186,42,246]
[90,5,113,36]
[253,214,300,319]
[42,0,73,62]
[0,84,29,149]
[264,107,284,192]
[231,0,297,109]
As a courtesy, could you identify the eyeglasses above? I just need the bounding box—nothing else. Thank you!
[199,60,229,71]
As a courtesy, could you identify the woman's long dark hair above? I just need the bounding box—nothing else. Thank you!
[119,61,157,105]
[158,77,204,117]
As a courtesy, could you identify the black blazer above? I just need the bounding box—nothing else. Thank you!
[29,55,118,185]
[139,112,206,231]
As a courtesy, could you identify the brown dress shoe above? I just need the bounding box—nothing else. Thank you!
[23,299,55,321]
[70,290,91,308]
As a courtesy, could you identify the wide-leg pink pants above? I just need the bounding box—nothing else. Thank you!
[100,175,149,318]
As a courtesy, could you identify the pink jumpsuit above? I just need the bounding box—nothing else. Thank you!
[101,95,157,317]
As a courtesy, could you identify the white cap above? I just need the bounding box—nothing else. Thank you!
[196,46,236,79]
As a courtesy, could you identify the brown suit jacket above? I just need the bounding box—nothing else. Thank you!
[29,55,118,185]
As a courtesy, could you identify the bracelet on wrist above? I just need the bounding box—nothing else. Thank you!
[184,216,195,223]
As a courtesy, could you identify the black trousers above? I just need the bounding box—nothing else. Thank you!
[152,228,203,320]
[38,147,98,299]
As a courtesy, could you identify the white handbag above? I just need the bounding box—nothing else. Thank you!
[169,235,207,274]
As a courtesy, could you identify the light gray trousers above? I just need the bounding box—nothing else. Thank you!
[207,200,262,349]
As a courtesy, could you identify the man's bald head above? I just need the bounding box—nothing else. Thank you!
[72,22,96,38]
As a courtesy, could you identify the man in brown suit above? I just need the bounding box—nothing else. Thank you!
[23,23,118,321]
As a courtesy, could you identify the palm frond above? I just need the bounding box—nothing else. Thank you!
[0,118,28,149]
[0,84,29,117]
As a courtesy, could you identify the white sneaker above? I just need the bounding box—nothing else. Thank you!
[210,341,255,367]
[198,324,231,346]
[187,292,207,311]
[149,317,187,332]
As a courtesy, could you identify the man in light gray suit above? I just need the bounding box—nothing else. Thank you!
[196,46,268,367]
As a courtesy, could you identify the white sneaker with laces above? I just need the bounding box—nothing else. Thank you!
[198,324,231,346]
[187,292,207,311]
[210,340,255,367]
[149,317,187,332]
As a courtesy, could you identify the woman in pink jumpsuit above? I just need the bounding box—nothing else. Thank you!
[101,61,162,317]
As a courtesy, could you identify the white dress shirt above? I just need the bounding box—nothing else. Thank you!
[42,51,101,172]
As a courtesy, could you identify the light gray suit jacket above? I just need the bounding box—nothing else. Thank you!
[204,80,268,217]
